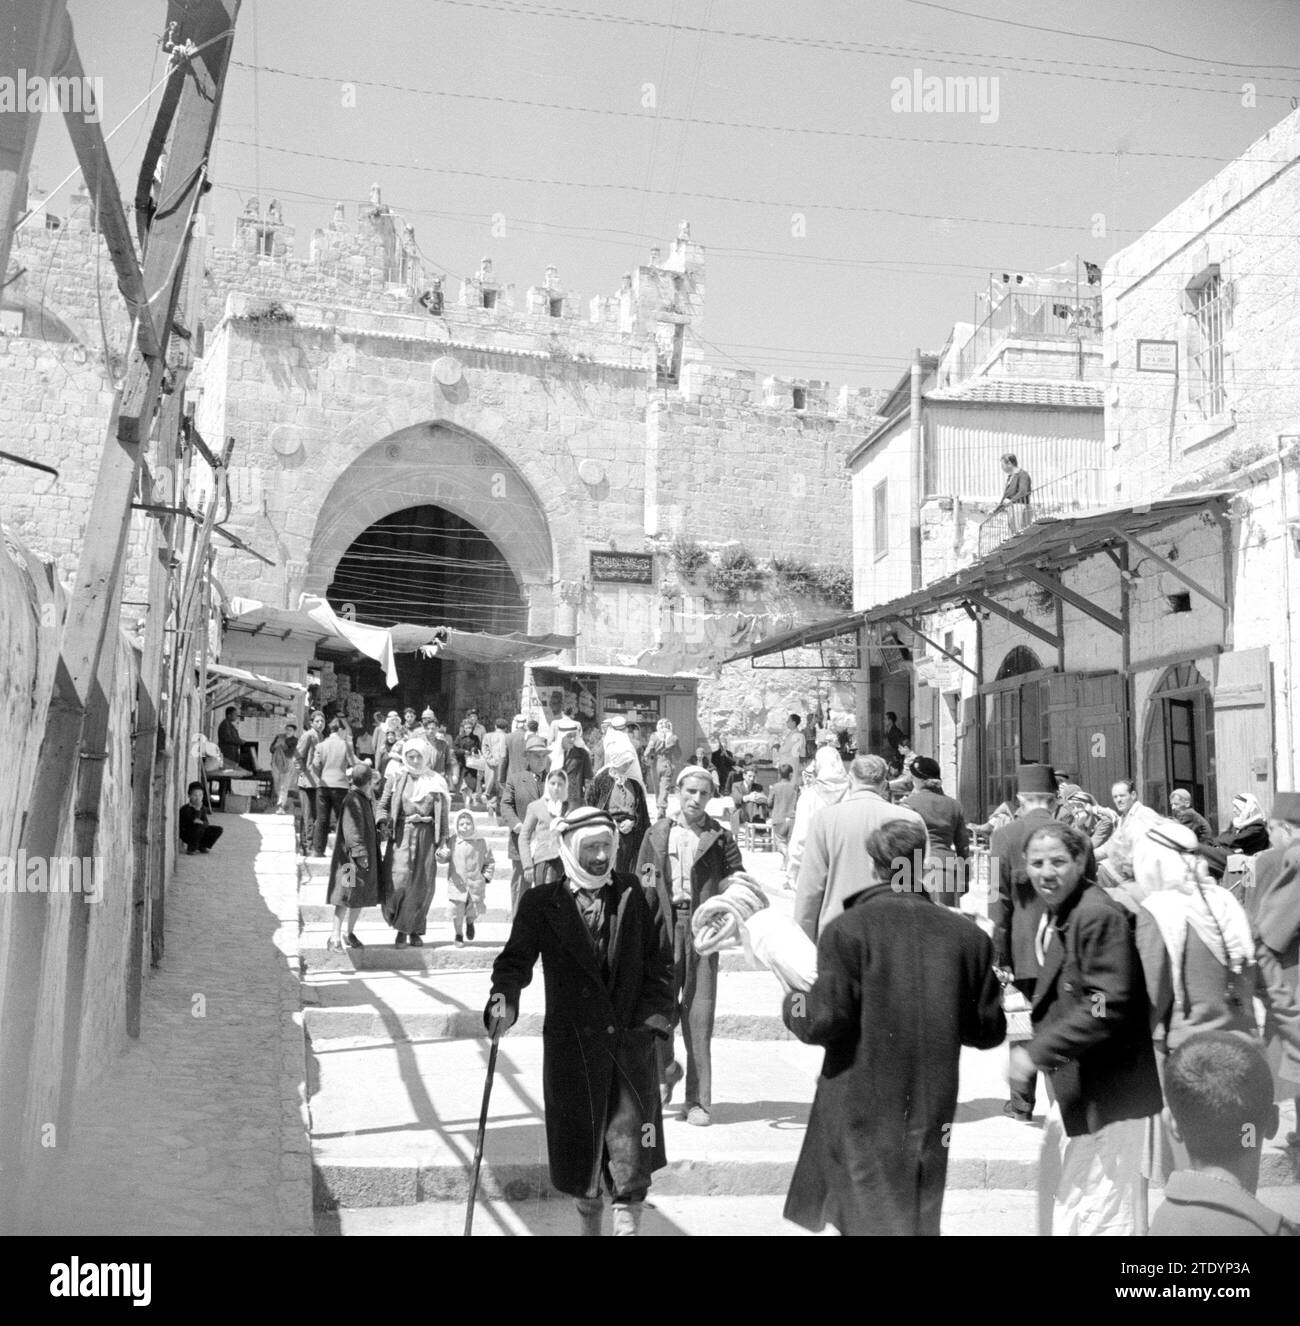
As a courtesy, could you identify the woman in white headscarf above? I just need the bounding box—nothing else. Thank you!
[783,733,851,889]
[1216,792,1271,858]
[377,735,452,947]
[1133,819,1259,1181]
[586,744,652,875]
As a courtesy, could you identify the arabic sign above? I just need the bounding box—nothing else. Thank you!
[590,550,655,585]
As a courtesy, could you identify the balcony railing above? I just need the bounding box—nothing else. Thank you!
[977,469,1107,557]
[954,289,1101,383]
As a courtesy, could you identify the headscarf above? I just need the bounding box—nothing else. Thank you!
[1230,793,1265,829]
[454,810,476,837]
[542,767,568,818]
[812,743,850,797]
[1134,820,1254,1011]
[401,736,449,802]
[555,808,617,891]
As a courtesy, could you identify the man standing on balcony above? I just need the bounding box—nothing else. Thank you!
[999,454,1032,532]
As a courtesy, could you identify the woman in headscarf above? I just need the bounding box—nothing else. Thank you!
[377,735,452,947]
[784,735,851,889]
[520,766,572,886]
[326,764,382,953]
[1217,793,1271,857]
[903,754,969,908]
[644,718,681,818]
[447,809,494,946]
[587,744,653,875]
[550,715,593,805]
[1132,819,1259,1181]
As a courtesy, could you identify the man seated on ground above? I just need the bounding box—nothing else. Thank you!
[1149,1031,1298,1235]
[179,781,223,855]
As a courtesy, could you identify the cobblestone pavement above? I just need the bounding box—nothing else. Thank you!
[27,814,311,1236]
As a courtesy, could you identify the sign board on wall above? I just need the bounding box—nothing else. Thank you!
[590,551,654,585]
[1136,339,1178,373]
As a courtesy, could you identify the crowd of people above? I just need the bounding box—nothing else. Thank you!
[207,696,1300,1237]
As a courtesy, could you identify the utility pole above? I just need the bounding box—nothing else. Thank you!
[0,0,242,1229]
[909,348,924,592]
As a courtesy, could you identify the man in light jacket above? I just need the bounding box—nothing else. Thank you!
[794,754,926,943]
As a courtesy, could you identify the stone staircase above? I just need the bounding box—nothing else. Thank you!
[299,810,1300,1227]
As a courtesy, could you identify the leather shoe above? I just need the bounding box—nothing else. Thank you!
[345,932,364,949]
[394,932,408,947]
[1003,1101,1033,1122]
[409,934,424,947]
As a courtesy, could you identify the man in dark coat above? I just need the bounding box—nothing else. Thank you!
[499,734,550,917]
[1169,787,1212,842]
[991,762,1093,1120]
[1007,822,1162,1235]
[783,816,1005,1235]
[486,807,674,1236]
[637,764,743,1126]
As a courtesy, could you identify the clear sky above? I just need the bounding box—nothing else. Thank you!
[25,0,1300,391]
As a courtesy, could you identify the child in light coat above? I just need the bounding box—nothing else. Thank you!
[447,810,494,946]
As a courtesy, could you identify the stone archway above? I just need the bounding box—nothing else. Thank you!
[304,423,564,632]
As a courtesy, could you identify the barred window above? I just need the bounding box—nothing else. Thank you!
[1189,272,1228,419]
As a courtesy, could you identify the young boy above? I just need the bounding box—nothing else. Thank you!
[1149,1031,1299,1236]
[447,810,494,947]
[179,781,223,855]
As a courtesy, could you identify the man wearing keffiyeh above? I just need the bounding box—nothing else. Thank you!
[485,806,674,1236]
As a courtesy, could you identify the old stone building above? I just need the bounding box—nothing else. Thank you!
[1,184,883,754]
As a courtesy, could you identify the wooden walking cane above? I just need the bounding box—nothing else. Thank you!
[464,1020,503,1236]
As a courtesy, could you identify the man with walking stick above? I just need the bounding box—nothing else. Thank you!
[482,807,674,1235]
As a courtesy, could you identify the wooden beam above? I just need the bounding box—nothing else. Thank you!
[1,0,242,1218]
[0,0,69,283]
[885,615,979,677]
[1105,526,1229,612]
[1017,566,1124,635]
[59,33,160,358]
[964,591,1062,651]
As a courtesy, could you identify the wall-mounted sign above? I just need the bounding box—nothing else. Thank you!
[590,550,654,585]
[1136,339,1178,373]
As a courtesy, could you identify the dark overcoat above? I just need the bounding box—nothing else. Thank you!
[487,873,675,1199]
[1026,881,1163,1137]
[499,769,542,861]
[990,808,1096,978]
[1251,845,1300,1097]
[587,771,652,875]
[781,884,1005,1236]
[327,788,381,908]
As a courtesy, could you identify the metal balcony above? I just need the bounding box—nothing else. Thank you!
[977,469,1107,557]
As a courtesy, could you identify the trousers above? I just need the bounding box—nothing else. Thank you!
[313,786,347,856]
[657,905,718,1111]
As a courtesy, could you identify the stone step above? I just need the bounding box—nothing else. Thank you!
[317,1185,1300,1237]
[300,931,766,974]
[301,902,516,925]
[302,968,794,1042]
[307,1033,1300,1210]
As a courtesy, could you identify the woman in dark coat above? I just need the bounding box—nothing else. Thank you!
[485,808,674,1235]
[326,765,382,953]
[782,817,1005,1236]
[586,745,652,875]
[1007,822,1163,1236]
[1216,793,1271,858]
[903,755,970,908]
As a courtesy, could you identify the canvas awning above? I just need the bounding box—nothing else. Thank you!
[221,597,573,677]
[719,609,865,666]
[206,662,308,710]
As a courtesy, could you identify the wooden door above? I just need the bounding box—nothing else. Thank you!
[1213,647,1274,826]
[1047,671,1128,799]
[663,692,703,758]
[957,694,982,817]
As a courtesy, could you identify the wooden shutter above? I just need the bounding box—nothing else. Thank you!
[957,694,982,817]
[1213,648,1274,826]
[1047,671,1128,799]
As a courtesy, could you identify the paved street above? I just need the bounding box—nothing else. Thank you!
[27,815,312,1236]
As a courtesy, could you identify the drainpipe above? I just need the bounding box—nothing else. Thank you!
[910,348,923,592]
[1279,435,1297,789]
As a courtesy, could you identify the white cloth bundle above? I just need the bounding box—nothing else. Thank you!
[741,909,818,995]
